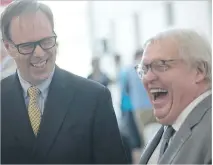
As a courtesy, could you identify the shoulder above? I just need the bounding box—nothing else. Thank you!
[193,108,211,163]
[57,67,110,97]
[190,105,211,149]
[199,107,211,136]
[1,74,16,93]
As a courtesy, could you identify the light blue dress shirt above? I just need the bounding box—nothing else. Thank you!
[17,67,55,114]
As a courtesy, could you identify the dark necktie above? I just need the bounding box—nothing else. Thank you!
[158,126,175,161]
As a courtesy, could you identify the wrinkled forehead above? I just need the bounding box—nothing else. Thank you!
[141,37,180,65]
[10,11,53,43]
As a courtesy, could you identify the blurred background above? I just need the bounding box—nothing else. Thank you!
[0,0,212,163]
[45,1,211,77]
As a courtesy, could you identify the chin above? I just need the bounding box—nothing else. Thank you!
[156,112,178,125]
[37,73,50,81]
[154,108,173,125]
[153,107,168,118]
[30,73,50,85]
[156,117,171,125]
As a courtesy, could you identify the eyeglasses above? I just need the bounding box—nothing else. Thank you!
[135,59,181,79]
[10,35,57,55]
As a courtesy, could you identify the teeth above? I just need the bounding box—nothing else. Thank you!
[32,60,47,67]
[150,88,168,93]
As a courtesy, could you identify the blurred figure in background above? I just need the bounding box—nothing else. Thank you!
[87,56,111,87]
[128,49,155,142]
[114,53,142,164]
[138,29,211,164]
[0,29,16,80]
[114,53,122,78]
[88,54,133,163]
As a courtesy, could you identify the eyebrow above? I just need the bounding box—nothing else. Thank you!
[141,59,161,65]
[15,35,55,45]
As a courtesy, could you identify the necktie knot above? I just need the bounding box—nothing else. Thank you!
[28,86,40,98]
[163,126,175,139]
[158,126,175,162]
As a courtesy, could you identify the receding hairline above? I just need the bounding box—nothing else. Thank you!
[144,32,183,50]
[142,30,206,60]
[143,35,181,58]
[9,10,53,40]
[1,1,54,41]
[142,29,212,84]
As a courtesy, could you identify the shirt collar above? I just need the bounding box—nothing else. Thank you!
[172,89,212,131]
[18,66,55,98]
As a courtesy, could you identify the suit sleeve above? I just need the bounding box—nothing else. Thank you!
[204,120,212,164]
[92,87,128,164]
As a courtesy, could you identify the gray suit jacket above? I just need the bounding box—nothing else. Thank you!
[139,94,212,164]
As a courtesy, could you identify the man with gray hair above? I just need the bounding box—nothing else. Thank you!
[1,0,128,164]
[135,29,211,164]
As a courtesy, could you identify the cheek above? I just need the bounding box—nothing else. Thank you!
[8,46,22,59]
[15,55,30,68]
[169,76,195,112]
[142,80,149,93]
[142,78,148,88]
[47,48,56,60]
[171,72,194,91]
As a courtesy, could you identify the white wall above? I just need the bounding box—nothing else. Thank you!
[42,1,92,77]
[172,1,211,42]
[1,1,211,77]
[91,0,211,68]
[139,2,167,45]
[91,1,168,66]
[0,6,4,14]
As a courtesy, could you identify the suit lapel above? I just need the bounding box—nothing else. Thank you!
[33,67,76,159]
[159,94,212,164]
[139,126,164,164]
[159,124,191,164]
[7,73,35,148]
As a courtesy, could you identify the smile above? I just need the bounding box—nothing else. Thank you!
[31,60,47,68]
[150,88,168,101]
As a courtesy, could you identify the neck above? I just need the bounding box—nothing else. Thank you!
[193,83,211,100]
[18,72,48,86]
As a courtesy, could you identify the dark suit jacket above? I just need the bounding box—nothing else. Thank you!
[1,66,128,164]
[139,94,212,164]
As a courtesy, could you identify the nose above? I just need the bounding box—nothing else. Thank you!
[143,69,158,83]
[33,45,45,57]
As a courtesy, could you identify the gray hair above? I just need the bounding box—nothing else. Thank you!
[1,0,54,41]
[143,28,212,84]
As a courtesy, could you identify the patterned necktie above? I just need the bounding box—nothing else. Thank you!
[158,126,175,161]
[28,86,41,136]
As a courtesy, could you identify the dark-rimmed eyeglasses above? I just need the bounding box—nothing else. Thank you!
[135,59,181,79]
[9,35,57,55]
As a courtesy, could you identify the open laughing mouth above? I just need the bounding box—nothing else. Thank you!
[150,88,168,101]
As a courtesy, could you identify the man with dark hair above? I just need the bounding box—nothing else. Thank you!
[1,0,128,164]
